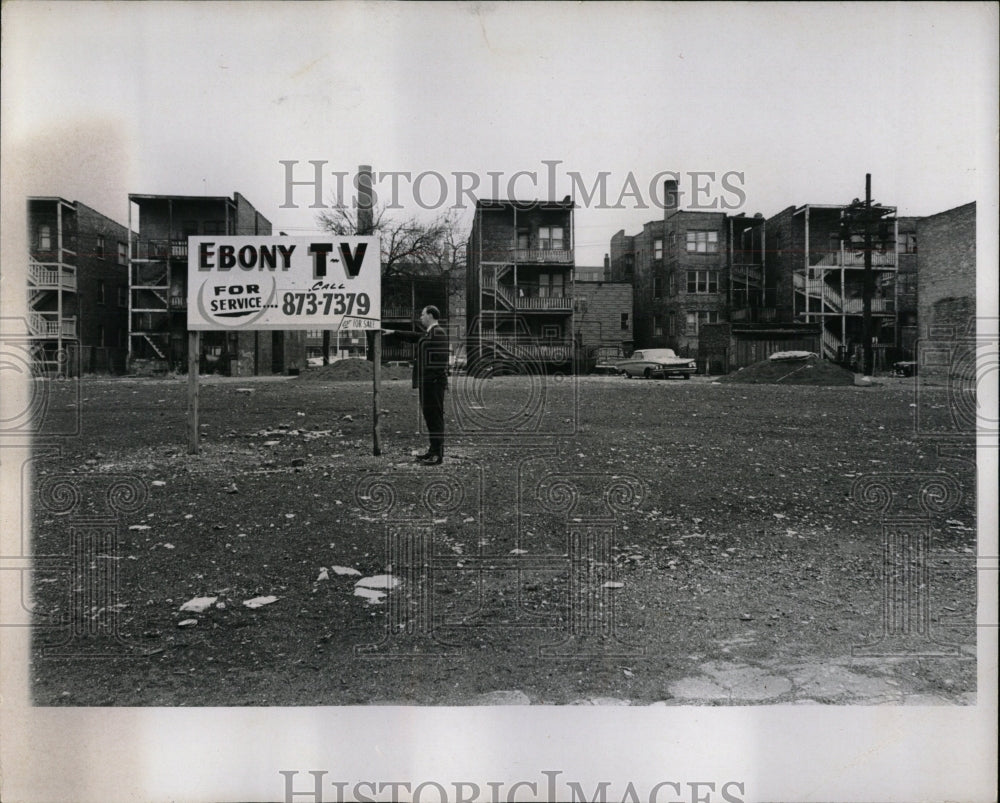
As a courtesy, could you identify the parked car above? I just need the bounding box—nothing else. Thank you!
[618,348,696,379]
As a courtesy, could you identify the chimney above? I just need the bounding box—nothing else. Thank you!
[664,178,680,213]
[603,253,610,281]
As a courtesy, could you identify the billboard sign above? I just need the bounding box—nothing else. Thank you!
[186,236,380,331]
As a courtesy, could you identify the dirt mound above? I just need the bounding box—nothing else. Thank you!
[299,358,413,382]
[719,355,856,385]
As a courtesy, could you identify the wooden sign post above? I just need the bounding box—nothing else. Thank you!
[187,331,200,455]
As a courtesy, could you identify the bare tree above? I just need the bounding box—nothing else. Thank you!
[317,201,464,280]
[315,201,466,363]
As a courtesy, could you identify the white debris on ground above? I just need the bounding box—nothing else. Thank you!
[331,566,362,576]
[353,575,401,604]
[353,587,388,604]
[316,568,330,581]
[242,595,279,609]
[179,596,217,613]
[769,351,818,361]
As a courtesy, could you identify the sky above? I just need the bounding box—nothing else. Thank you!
[2,1,997,268]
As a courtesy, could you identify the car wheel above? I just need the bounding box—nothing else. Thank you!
[682,373,690,380]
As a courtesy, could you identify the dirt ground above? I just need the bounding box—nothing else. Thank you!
[28,372,978,706]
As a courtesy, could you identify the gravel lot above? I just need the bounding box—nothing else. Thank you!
[29,373,977,705]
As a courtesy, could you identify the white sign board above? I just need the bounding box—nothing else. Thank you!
[186,236,380,331]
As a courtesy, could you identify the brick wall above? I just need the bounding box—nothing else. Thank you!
[74,202,130,350]
[896,216,920,358]
[608,229,634,283]
[573,281,633,350]
[764,205,800,319]
[917,202,976,381]
[631,219,665,349]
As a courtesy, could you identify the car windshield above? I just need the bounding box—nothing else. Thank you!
[640,349,679,360]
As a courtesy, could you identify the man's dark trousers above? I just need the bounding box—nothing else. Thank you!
[420,377,447,457]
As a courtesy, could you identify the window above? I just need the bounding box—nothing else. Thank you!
[97,325,105,347]
[118,286,127,307]
[621,313,629,331]
[686,270,719,293]
[538,226,564,250]
[899,232,917,254]
[686,230,718,253]
[38,225,52,250]
[668,312,676,336]
[654,315,663,336]
[686,310,719,335]
[203,221,226,236]
[538,272,565,298]
[97,280,106,304]
[516,230,529,250]
[653,238,663,260]
[623,254,634,277]
[653,276,663,298]
[117,241,127,265]
[96,234,105,259]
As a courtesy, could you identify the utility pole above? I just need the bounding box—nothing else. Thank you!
[840,174,894,376]
[862,173,874,377]
[358,164,380,456]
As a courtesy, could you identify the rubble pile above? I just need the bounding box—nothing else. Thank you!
[719,355,855,386]
[299,358,412,382]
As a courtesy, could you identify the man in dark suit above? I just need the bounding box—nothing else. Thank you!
[383,305,449,464]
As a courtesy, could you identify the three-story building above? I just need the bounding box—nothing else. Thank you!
[127,192,306,375]
[27,197,131,375]
[466,198,576,371]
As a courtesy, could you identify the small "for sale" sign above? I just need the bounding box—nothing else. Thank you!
[186,236,380,331]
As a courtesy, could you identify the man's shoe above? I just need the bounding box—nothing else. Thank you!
[415,451,434,462]
[419,454,443,465]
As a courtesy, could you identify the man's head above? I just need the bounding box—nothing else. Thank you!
[420,305,441,329]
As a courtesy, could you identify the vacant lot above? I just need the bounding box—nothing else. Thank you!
[28,373,977,705]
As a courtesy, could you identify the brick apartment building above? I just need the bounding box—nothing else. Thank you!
[466,198,577,371]
[916,202,976,383]
[609,181,733,359]
[27,197,132,375]
[127,192,306,375]
[609,219,666,349]
[896,215,920,359]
